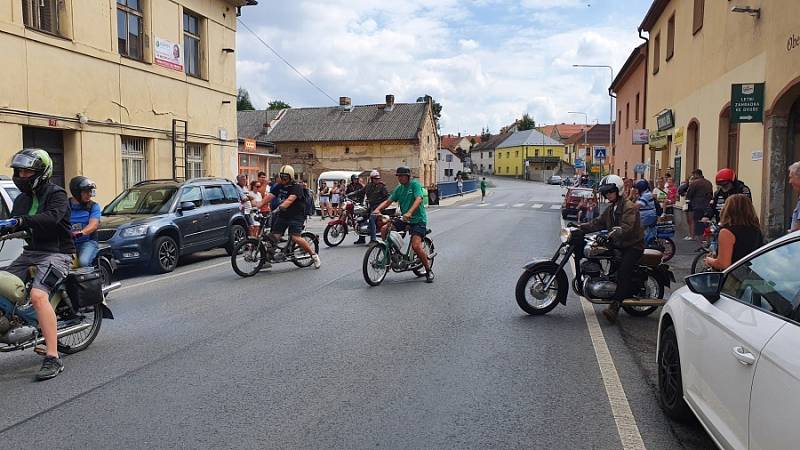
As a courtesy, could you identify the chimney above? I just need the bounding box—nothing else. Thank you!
[339,96,352,111]
[385,94,395,112]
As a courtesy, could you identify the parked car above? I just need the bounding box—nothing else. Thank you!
[0,176,23,268]
[547,175,562,185]
[656,231,800,450]
[560,187,596,220]
[98,178,248,274]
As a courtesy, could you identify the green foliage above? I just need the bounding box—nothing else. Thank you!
[417,95,442,129]
[268,100,291,110]
[518,113,536,131]
[237,88,255,111]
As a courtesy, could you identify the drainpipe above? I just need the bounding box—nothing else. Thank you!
[638,28,649,180]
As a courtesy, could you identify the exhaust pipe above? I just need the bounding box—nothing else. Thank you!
[102,282,122,295]
[0,322,93,353]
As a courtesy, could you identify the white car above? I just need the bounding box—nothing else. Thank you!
[0,177,23,267]
[656,230,800,450]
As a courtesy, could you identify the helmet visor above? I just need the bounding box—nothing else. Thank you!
[10,153,39,170]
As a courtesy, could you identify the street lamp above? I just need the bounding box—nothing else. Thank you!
[573,64,614,176]
[567,111,588,166]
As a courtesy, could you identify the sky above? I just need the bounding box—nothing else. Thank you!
[235,0,652,135]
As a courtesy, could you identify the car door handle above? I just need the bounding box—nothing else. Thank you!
[732,346,756,366]
[204,213,210,218]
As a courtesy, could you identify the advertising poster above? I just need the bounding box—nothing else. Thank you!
[154,37,183,71]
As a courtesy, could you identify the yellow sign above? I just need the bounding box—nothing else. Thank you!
[673,127,684,145]
[590,165,601,173]
[244,138,256,151]
[649,130,669,150]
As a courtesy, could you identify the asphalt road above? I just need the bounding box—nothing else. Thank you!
[0,177,713,449]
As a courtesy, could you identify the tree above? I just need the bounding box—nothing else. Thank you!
[237,88,255,111]
[481,127,492,141]
[417,95,442,129]
[268,100,291,110]
[518,113,536,131]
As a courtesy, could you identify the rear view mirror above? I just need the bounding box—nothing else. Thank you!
[685,272,724,303]
[179,201,197,211]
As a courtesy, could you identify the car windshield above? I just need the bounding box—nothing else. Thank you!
[103,186,178,215]
[4,186,20,202]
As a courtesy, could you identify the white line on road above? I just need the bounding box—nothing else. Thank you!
[495,203,506,207]
[550,204,561,209]
[478,203,489,207]
[116,261,231,293]
[461,203,475,208]
[532,204,544,208]
[512,203,525,208]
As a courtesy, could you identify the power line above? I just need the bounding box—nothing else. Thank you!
[237,18,338,105]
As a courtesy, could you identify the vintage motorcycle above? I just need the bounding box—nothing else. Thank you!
[515,224,674,316]
[0,225,119,355]
[362,215,436,286]
[231,211,319,277]
[323,197,370,247]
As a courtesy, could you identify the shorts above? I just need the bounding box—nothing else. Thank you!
[408,222,428,238]
[5,250,72,295]
[272,216,305,236]
[320,196,329,204]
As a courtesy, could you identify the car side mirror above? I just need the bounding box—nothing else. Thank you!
[685,272,724,303]
[178,201,196,212]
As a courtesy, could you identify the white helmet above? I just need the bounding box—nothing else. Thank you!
[598,174,624,196]
[370,170,380,178]
[279,165,295,180]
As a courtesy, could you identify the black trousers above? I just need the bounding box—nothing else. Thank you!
[613,247,644,302]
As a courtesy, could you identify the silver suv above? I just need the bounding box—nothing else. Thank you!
[0,176,23,268]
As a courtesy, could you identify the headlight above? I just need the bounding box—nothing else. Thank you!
[560,228,572,243]
[121,225,148,238]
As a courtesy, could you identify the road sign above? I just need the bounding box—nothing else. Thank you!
[574,159,585,169]
[593,146,607,160]
[590,165,601,174]
[634,163,647,175]
[731,83,764,123]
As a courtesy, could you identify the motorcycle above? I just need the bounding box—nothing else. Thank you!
[644,219,676,262]
[690,221,720,274]
[515,225,674,316]
[323,198,370,247]
[95,243,116,287]
[0,227,119,355]
[231,211,319,277]
[362,215,436,286]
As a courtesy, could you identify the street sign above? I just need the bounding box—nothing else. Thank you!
[590,165,600,174]
[731,83,764,123]
[649,130,669,150]
[632,129,649,145]
[574,159,585,169]
[673,127,684,144]
[634,163,647,175]
[657,110,674,131]
[593,146,607,160]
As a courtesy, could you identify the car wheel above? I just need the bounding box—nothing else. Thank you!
[225,223,247,256]
[151,236,179,273]
[657,324,693,421]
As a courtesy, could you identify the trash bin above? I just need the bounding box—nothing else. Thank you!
[428,188,439,206]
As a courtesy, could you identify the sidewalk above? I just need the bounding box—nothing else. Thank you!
[436,189,481,207]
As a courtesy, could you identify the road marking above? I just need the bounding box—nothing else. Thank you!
[512,203,525,208]
[550,204,561,210]
[478,203,489,207]
[116,261,231,293]
[495,203,506,207]
[532,204,544,209]
[461,203,475,208]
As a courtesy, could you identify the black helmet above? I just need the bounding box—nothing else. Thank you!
[69,176,97,200]
[10,148,53,194]
[350,175,358,182]
[395,166,412,177]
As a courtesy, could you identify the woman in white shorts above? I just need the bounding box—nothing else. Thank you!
[318,182,332,219]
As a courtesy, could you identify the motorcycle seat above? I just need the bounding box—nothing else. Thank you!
[639,249,663,267]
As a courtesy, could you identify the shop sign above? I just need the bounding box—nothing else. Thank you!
[752,150,763,161]
[649,130,669,150]
[154,37,183,71]
[244,139,256,151]
[657,110,674,131]
[673,127,684,144]
[590,165,601,174]
[731,83,764,123]
[632,129,649,145]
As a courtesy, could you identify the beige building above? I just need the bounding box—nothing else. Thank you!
[0,0,255,205]
[640,0,800,238]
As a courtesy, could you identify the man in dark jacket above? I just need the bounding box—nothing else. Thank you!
[686,169,713,240]
[580,174,645,324]
[704,168,752,221]
[345,175,365,205]
[363,170,389,243]
[1,149,75,380]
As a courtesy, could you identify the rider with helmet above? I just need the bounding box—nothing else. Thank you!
[345,174,364,204]
[68,176,102,268]
[270,165,321,269]
[579,174,645,324]
[361,170,389,244]
[705,168,752,221]
[634,179,658,244]
[1,149,75,380]
[372,166,434,283]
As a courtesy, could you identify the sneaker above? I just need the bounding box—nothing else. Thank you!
[425,269,435,283]
[683,235,694,241]
[312,254,321,269]
[36,356,64,381]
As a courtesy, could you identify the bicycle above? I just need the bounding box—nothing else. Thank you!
[690,221,720,274]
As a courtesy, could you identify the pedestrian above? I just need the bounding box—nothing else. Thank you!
[686,169,713,241]
[664,173,677,214]
[789,161,800,233]
[577,198,588,223]
[480,177,487,202]
[318,181,331,219]
[704,194,763,271]
[678,176,691,238]
[457,175,464,197]
[331,181,341,216]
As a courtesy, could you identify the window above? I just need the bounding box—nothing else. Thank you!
[547,149,553,156]
[618,111,622,133]
[635,93,640,122]
[345,147,350,154]
[626,103,630,129]
[444,168,453,177]
[653,33,661,74]
[121,136,147,189]
[179,186,202,208]
[693,0,705,34]
[222,184,241,202]
[488,152,492,158]
[488,164,492,170]
[446,154,453,162]
[498,153,501,159]
[535,149,540,157]
[183,10,202,77]
[666,14,675,61]
[186,143,204,179]
[118,0,144,60]
[515,150,519,157]
[438,153,442,161]
[22,0,60,35]
[203,186,226,205]
[722,240,800,322]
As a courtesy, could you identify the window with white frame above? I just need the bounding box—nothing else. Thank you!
[121,137,147,189]
[186,143,205,179]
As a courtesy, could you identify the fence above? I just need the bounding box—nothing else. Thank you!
[437,179,478,198]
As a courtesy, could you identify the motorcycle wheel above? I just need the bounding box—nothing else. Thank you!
[690,250,711,274]
[57,306,102,354]
[323,223,347,247]
[363,242,389,286]
[97,258,113,288]
[622,273,664,317]
[515,266,567,315]
[412,237,435,277]
[231,238,267,277]
[292,232,319,268]
[657,238,676,262]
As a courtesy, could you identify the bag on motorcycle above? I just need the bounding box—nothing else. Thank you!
[0,271,26,306]
[65,267,104,309]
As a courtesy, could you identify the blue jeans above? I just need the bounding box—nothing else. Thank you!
[368,214,377,241]
[76,240,99,267]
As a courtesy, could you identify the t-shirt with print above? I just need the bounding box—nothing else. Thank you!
[70,200,102,244]
[274,182,306,220]
[389,179,427,224]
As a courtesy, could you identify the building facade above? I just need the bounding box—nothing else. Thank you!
[0,0,253,205]
[611,43,648,180]
[564,124,613,175]
[469,131,511,175]
[237,109,279,180]
[640,0,800,238]
[495,130,566,177]
[437,148,465,182]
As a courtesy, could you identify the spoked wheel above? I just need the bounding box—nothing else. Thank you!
[412,237,435,277]
[514,266,567,315]
[292,232,319,268]
[323,223,347,247]
[657,325,692,421]
[363,243,389,286]
[57,306,102,354]
[231,238,267,277]
[690,250,712,274]
[657,238,676,262]
[623,273,664,317]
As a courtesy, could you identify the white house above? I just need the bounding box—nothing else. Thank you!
[437,148,465,182]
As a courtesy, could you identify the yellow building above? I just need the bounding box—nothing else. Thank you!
[495,129,567,177]
[640,0,800,238]
[0,0,256,205]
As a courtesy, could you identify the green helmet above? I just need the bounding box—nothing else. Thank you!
[10,148,53,194]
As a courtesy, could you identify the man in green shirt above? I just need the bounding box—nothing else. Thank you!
[480,177,487,202]
[372,166,434,283]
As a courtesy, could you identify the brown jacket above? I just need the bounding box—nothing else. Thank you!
[580,198,645,250]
